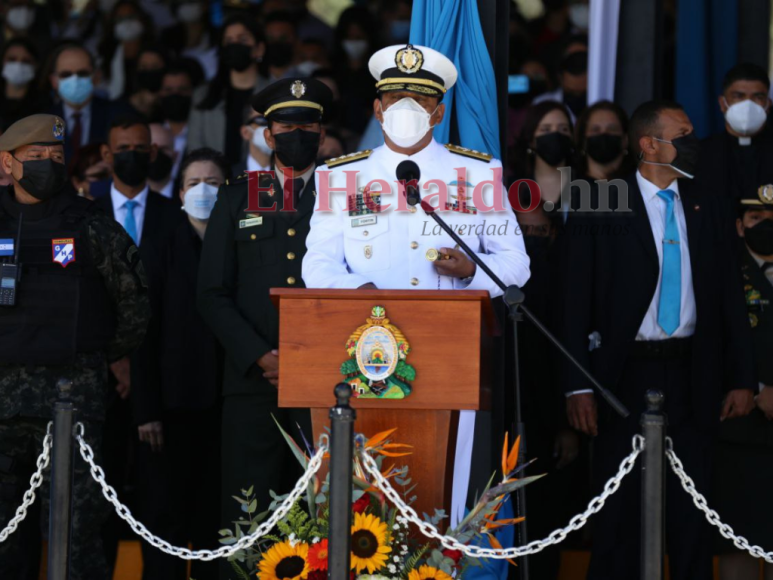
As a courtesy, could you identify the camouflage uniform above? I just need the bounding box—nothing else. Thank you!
[0,206,150,579]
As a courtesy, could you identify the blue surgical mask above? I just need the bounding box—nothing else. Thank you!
[58,75,93,106]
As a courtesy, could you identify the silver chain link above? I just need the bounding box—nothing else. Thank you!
[0,422,52,543]
[666,437,773,563]
[360,434,644,559]
[75,422,327,560]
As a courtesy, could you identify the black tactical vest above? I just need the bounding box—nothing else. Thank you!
[0,193,115,365]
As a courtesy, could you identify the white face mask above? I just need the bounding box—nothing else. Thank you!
[6,6,35,31]
[2,61,35,86]
[177,2,204,24]
[342,39,368,61]
[251,126,273,155]
[114,18,144,42]
[182,182,218,220]
[568,4,589,31]
[380,97,437,148]
[724,98,768,136]
[296,60,320,76]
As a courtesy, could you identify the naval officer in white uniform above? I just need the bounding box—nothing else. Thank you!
[302,43,530,524]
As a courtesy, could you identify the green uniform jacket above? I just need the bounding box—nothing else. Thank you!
[197,171,316,400]
[719,246,773,447]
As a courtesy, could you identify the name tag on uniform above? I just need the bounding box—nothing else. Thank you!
[239,216,263,229]
[0,239,14,257]
[351,216,377,228]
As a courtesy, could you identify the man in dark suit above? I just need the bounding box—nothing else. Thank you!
[694,63,773,206]
[93,114,181,571]
[49,42,134,162]
[197,78,332,578]
[559,100,756,580]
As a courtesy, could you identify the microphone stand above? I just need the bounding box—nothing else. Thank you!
[409,195,628,580]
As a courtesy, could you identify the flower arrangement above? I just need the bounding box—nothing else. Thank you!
[219,424,541,579]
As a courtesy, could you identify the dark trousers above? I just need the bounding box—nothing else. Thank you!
[587,352,713,580]
[138,406,221,580]
[219,396,311,580]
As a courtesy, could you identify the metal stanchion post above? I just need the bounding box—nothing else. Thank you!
[641,390,666,580]
[328,383,355,580]
[48,378,75,580]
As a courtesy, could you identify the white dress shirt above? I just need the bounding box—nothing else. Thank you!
[158,180,174,199]
[110,183,149,245]
[635,171,696,340]
[271,163,315,196]
[247,155,270,173]
[63,102,91,148]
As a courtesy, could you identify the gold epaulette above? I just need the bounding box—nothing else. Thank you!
[445,143,493,162]
[325,150,373,168]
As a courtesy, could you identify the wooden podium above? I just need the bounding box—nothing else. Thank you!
[271,289,495,519]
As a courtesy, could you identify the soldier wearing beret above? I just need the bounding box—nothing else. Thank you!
[0,114,150,579]
[197,78,332,551]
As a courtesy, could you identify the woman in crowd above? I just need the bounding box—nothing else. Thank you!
[332,6,382,138]
[69,142,112,199]
[128,45,169,118]
[97,0,155,100]
[512,100,575,211]
[176,1,217,80]
[134,147,227,580]
[186,14,268,162]
[574,100,633,181]
[0,38,44,128]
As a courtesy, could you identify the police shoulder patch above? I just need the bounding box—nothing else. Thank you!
[445,143,493,162]
[325,150,373,168]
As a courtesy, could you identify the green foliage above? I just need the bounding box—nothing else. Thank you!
[276,501,322,543]
[395,360,416,381]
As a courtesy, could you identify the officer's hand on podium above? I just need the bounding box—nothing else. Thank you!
[434,247,476,279]
[721,389,755,421]
[110,357,131,400]
[757,386,773,420]
[258,349,280,387]
[138,421,164,453]
[567,393,598,437]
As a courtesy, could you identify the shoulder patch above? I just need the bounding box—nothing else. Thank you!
[445,143,493,162]
[325,150,373,168]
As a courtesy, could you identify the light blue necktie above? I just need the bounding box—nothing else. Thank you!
[656,189,681,336]
[123,200,139,245]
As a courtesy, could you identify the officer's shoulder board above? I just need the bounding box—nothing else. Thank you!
[325,150,373,168]
[445,143,493,163]
[225,172,251,186]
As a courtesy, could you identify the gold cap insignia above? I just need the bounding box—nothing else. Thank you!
[395,45,424,74]
[53,118,65,139]
[759,184,773,204]
[290,80,306,99]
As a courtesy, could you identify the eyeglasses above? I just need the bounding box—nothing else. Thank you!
[57,70,92,79]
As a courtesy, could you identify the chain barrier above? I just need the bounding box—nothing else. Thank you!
[0,422,52,543]
[666,437,773,564]
[74,422,328,560]
[360,434,645,559]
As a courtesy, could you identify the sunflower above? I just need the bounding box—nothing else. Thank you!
[407,565,454,580]
[258,540,310,580]
[307,539,328,571]
[350,512,392,574]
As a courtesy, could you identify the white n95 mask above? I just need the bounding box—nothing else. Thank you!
[251,126,273,155]
[381,97,437,148]
[724,98,768,136]
[183,182,218,220]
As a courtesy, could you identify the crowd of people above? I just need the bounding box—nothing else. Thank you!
[0,1,772,580]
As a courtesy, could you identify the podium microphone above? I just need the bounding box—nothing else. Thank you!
[396,160,423,208]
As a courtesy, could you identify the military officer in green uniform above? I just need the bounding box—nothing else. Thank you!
[197,78,332,552]
[0,114,149,579]
[713,185,773,578]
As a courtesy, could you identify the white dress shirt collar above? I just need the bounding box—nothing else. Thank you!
[248,155,270,173]
[636,170,680,202]
[272,162,316,193]
[110,182,149,210]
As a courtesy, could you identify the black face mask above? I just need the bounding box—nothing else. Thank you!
[562,51,588,76]
[136,69,165,92]
[264,41,294,68]
[585,134,623,164]
[15,158,66,201]
[222,43,254,72]
[147,151,173,182]
[745,219,773,256]
[160,94,192,122]
[535,132,574,167]
[647,133,701,178]
[113,150,150,187]
[273,129,321,171]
